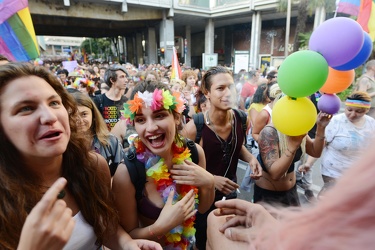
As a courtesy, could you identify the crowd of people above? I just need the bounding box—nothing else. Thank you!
[1,54,375,249]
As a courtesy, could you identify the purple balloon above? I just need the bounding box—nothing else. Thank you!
[318,94,341,114]
[333,31,373,71]
[309,17,364,67]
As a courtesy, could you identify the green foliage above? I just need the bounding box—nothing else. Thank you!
[337,85,353,101]
[80,38,111,59]
[297,32,312,50]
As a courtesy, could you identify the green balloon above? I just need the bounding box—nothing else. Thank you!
[278,50,329,98]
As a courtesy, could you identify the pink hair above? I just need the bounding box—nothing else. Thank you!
[252,143,375,249]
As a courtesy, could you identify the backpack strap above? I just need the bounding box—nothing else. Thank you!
[124,147,146,201]
[186,139,199,164]
[192,112,204,144]
[233,109,248,145]
[92,94,104,113]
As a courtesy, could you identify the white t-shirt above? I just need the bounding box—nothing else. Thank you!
[63,212,97,250]
[321,113,375,178]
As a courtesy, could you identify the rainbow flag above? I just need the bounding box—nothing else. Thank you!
[170,47,182,80]
[336,0,361,16]
[357,0,375,41]
[0,0,39,61]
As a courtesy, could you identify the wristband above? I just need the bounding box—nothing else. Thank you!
[315,133,325,140]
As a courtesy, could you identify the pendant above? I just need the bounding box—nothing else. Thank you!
[57,189,66,199]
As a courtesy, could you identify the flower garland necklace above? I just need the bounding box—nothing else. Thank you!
[134,137,199,250]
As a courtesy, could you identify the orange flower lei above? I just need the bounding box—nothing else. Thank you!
[134,137,199,250]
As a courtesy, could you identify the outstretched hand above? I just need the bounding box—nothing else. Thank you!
[18,178,75,250]
[213,199,277,243]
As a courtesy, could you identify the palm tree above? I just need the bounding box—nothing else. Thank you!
[278,0,336,52]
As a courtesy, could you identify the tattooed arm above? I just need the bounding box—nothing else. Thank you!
[258,126,301,180]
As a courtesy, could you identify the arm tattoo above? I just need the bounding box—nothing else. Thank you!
[258,126,279,171]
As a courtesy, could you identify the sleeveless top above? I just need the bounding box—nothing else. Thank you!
[263,104,273,124]
[201,111,244,200]
[63,212,97,250]
[138,191,163,220]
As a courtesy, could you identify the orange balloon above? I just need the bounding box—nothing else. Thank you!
[320,67,355,94]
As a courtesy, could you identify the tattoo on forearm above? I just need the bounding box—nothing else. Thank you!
[259,127,279,170]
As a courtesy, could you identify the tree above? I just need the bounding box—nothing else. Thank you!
[278,0,336,52]
[81,38,111,59]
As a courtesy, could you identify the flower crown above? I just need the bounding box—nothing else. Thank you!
[121,89,185,121]
[73,77,95,88]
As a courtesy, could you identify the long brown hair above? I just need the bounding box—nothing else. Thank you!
[71,91,110,146]
[0,62,118,249]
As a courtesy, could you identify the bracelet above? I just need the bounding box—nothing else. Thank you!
[315,133,325,140]
[148,226,163,239]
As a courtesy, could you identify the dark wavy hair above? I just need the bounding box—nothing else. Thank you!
[251,83,269,104]
[0,62,118,249]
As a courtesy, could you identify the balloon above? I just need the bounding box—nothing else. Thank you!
[333,31,373,71]
[317,94,341,114]
[309,17,364,67]
[278,50,329,98]
[272,96,317,136]
[320,67,355,94]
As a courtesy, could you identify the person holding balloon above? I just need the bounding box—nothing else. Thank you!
[318,91,375,198]
[253,110,332,206]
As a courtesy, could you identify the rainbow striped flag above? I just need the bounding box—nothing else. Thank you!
[357,0,375,41]
[337,0,361,16]
[0,0,40,61]
[170,46,182,80]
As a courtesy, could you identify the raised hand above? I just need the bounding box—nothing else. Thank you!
[18,178,75,250]
[213,199,277,243]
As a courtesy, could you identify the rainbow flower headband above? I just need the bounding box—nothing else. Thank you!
[73,78,95,88]
[121,89,185,121]
[345,99,371,109]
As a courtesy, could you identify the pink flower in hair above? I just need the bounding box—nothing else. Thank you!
[151,89,163,111]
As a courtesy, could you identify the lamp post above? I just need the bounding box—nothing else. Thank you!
[285,0,291,57]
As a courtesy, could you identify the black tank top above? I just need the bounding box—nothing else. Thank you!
[201,111,244,200]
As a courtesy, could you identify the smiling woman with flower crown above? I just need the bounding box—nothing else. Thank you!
[112,81,215,249]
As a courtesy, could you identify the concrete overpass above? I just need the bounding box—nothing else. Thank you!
[29,0,307,67]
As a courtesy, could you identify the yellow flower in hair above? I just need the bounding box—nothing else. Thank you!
[162,89,174,110]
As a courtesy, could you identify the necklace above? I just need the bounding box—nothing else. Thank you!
[205,111,235,165]
[134,137,198,249]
